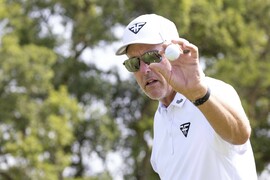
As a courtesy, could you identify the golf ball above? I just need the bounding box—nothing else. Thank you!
[165,44,181,61]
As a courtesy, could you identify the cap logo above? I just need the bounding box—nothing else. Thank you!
[128,22,146,34]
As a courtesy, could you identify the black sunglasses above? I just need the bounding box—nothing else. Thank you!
[123,50,162,72]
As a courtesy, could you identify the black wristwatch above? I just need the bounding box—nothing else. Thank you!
[192,87,211,106]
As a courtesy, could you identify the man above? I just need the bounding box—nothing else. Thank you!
[115,14,257,180]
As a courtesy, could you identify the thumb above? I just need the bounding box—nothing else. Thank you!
[149,62,172,82]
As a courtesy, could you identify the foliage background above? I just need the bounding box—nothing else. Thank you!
[0,0,270,179]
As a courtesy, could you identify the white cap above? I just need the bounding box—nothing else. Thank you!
[115,14,180,55]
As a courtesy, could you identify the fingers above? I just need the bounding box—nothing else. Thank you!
[163,38,198,58]
[183,49,191,54]
[172,38,190,45]
[183,42,198,56]
[160,38,198,54]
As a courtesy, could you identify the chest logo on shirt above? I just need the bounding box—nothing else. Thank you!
[180,122,191,137]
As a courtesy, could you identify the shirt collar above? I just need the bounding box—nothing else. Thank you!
[158,93,187,111]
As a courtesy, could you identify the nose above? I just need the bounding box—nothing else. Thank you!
[139,60,151,74]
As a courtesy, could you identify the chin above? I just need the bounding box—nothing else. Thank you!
[145,91,165,101]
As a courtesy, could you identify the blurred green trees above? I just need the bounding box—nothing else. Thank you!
[0,0,269,179]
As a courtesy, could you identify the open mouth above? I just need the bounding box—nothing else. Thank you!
[146,79,158,86]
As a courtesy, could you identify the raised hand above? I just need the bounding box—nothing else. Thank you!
[149,38,207,100]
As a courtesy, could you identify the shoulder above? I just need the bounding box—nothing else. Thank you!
[205,77,238,96]
[205,77,233,89]
[205,76,243,107]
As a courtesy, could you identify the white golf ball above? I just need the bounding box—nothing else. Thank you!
[165,44,181,61]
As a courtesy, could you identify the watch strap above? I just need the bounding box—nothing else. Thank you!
[192,87,211,106]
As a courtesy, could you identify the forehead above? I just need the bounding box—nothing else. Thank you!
[126,44,162,57]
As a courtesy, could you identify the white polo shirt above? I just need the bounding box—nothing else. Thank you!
[150,77,257,180]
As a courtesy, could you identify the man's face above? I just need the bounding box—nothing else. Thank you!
[126,44,175,102]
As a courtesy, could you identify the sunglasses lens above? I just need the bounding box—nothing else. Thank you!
[123,58,140,72]
[143,51,162,64]
[123,51,162,72]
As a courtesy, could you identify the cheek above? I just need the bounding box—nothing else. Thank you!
[136,74,170,99]
[133,73,143,87]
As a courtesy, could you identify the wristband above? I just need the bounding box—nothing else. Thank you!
[192,87,211,106]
